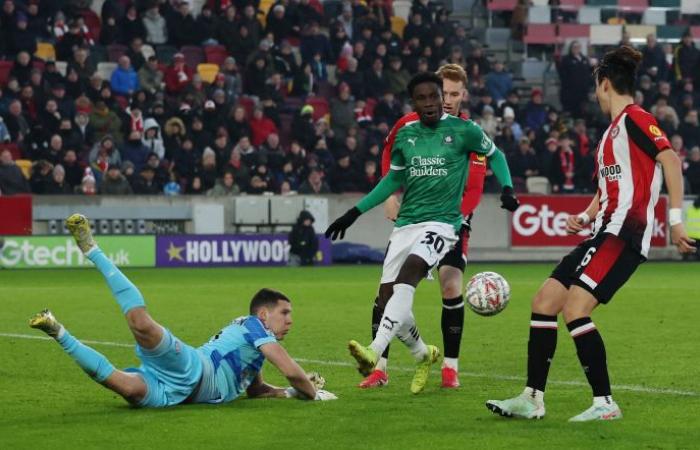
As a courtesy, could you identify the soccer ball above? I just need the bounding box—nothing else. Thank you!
[465,272,510,316]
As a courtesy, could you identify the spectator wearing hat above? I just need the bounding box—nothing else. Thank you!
[292,105,317,150]
[199,146,219,191]
[557,40,592,118]
[141,118,165,160]
[100,165,133,195]
[111,56,140,97]
[480,105,499,138]
[165,53,193,95]
[0,149,30,195]
[9,12,37,55]
[288,210,319,266]
[524,88,548,132]
[118,5,146,45]
[266,4,294,45]
[142,4,168,46]
[502,106,524,142]
[75,168,97,195]
[298,168,330,194]
[330,82,358,142]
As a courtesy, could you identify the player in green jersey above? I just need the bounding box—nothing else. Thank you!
[325,73,518,393]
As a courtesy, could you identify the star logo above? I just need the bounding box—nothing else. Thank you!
[166,241,185,261]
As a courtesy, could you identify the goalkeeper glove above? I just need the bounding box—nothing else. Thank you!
[500,186,520,212]
[325,207,361,240]
[307,371,326,390]
[284,387,338,401]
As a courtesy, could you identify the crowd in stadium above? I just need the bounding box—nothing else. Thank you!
[0,0,698,197]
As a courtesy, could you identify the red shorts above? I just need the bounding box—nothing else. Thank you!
[550,232,644,304]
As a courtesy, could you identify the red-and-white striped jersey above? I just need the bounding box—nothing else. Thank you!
[593,104,671,257]
[380,111,487,217]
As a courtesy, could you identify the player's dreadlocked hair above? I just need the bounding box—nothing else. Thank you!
[593,46,642,96]
[407,72,443,98]
[249,288,291,314]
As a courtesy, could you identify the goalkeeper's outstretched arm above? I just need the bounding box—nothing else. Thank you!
[260,342,317,399]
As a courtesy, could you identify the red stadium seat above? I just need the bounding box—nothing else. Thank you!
[618,0,648,11]
[0,60,13,87]
[691,26,700,39]
[181,46,205,70]
[487,0,518,10]
[0,143,22,160]
[559,0,585,9]
[523,24,557,44]
[558,24,591,40]
[32,59,45,72]
[204,45,229,66]
[306,96,329,121]
[107,44,128,62]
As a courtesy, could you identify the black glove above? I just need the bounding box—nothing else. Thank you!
[461,214,473,235]
[325,207,361,241]
[500,186,520,212]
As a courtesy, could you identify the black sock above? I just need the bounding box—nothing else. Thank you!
[526,313,558,392]
[441,296,464,359]
[567,317,611,397]
[372,300,390,359]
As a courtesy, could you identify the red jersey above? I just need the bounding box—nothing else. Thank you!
[380,112,487,217]
[593,104,671,257]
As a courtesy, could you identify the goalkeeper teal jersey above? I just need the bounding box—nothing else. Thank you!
[390,114,496,230]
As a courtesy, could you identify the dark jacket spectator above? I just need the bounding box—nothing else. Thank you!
[557,41,592,118]
[118,6,147,45]
[45,164,73,194]
[298,168,330,194]
[641,34,668,82]
[100,166,133,195]
[131,166,162,194]
[288,210,319,266]
[673,33,700,82]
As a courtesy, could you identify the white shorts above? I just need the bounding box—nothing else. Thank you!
[380,222,458,284]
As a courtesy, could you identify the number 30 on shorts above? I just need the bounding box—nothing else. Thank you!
[420,231,445,253]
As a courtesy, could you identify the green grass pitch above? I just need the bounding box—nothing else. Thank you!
[1,263,699,449]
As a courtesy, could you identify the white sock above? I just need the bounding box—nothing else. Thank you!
[369,283,415,356]
[593,395,614,407]
[443,358,459,371]
[375,357,388,372]
[523,386,545,403]
[56,325,66,340]
[396,312,428,361]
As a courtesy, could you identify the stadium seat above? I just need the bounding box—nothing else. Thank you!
[80,9,101,40]
[657,25,686,40]
[0,143,22,161]
[55,61,68,76]
[34,42,56,61]
[558,24,590,40]
[204,45,229,65]
[521,59,550,80]
[526,176,551,194]
[523,24,557,44]
[197,63,219,83]
[15,159,32,179]
[531,0,550,5]
[393,0,411,20]
[559,0,586,9]
[391,16,407,38]
[528,6,552,24]
[586,0,617,5]
[590,24,623,44]
[618,0,649,11]
[32,60,45,72]
[155,45,178,65]
[578,7,602,24]
[650,0,680,6]
[0,60,13,87]
[681,0,700,13]
[485,28,512,51]
[260,0,275,15]
[643,9,668,24]
[306,96,329,121]
[97,62,118,80]
[107,44,128,62]
[487,0,518,10]
[181,46,205,69]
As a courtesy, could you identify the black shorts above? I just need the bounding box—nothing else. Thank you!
[437,223,470,272]
[550,232,645,304]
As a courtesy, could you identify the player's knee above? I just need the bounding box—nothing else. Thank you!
[532,289,562,316]
[440,280,462,299]
[562,300,589,323]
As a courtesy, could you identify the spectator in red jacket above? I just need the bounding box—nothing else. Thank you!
[249,106,278,147]
[164,53,194,95]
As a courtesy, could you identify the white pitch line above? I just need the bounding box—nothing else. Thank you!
[2,332,697,397]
